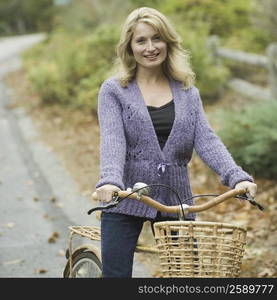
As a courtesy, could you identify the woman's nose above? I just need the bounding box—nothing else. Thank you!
[145,40,155,51]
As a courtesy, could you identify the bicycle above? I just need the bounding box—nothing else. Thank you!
[63,183,263,278]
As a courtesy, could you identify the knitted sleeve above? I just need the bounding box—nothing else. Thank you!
[193,88,253,188]
[95,80,126,190]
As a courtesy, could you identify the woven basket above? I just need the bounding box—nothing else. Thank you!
[154,221,247,278]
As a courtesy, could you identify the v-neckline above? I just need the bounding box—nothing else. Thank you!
[133,78,179,160]
[147,99,174,110]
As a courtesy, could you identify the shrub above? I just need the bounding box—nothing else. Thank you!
[159,0,253,39]
[217,100,277,179]
[252,0,277,42]
[176,25,230,100]
[0,0,56,35]
[23,25,120,111]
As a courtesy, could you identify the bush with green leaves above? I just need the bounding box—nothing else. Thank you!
[217,100,277,179]
[176,25,230,100]
[24,25,120,111]
[0,0,56,35]
[159,0,251,36]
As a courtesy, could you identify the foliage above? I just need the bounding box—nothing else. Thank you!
[129,0,160,8]
[217,100,277,180]
[252,0,277,42]
[54,0,131,34]
[0,0,57,35]
[175,25,230,100]
[53,0,100,34]
[158,0,253,38]
[23,25,120,111]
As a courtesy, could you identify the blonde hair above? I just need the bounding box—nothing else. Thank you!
[112,7,195,88]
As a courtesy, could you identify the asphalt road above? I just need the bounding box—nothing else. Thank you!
[0,34,150,278]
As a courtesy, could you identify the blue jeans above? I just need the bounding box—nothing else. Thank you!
[100,212,178,278]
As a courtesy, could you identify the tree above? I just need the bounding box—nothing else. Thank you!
[0,0,56,35]
[252,0,277,41]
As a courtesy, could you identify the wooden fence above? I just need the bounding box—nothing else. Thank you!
[207,35,277,101]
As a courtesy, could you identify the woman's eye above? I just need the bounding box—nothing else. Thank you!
[153,36,161,40]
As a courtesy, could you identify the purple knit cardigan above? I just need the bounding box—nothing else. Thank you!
[95,77,253,220]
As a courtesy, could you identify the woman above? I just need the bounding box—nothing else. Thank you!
[95,7,257,277]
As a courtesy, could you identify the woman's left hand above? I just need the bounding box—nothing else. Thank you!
[235,181,257,199]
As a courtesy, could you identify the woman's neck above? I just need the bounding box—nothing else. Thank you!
[135,66,167,85]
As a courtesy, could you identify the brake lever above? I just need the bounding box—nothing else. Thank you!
[248,199,264,211]
[237,194,265,211]
[87,194,121,215]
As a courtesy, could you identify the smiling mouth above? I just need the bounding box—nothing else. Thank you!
[144,53,160,59]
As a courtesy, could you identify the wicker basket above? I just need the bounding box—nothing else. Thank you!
[154,221,247,278]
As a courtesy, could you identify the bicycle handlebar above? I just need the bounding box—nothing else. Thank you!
[89,188,250,215]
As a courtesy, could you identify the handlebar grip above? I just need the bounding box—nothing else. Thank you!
[91,191,120,201]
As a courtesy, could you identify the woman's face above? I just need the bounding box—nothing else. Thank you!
[130,22,167,71]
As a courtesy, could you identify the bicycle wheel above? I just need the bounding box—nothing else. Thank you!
[63,251,102,278]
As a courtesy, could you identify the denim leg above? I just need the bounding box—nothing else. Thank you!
[101,212,144,278]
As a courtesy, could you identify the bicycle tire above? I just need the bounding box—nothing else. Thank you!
[63,250,102,278]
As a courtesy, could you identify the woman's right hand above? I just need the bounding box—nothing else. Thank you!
[94,184,121,202]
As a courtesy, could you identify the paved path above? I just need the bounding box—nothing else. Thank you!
[0,34,150,277]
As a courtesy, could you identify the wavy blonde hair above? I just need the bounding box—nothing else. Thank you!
[112,7,195,88]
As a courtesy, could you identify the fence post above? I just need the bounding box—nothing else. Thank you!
[266,43,277,100]
[206,35,220,65]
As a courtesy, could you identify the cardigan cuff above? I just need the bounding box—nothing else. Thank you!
[221,167,254,189]
[95,177,125,191]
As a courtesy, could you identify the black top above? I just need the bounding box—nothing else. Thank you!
[147,100,175,150]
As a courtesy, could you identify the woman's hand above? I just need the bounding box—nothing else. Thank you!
[95,184,121,202]
[235,181,257,199]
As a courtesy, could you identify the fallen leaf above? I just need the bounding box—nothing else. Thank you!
[37,268,47,274]
[55,202,64,208]
[50,196,56,203]
[48,231,60,243]
[53,232,59,238]
[58,249,65,256]
[5,222,15,229]
[3,259,25,265]
[43,214,54,220]
[48,237,55,243]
